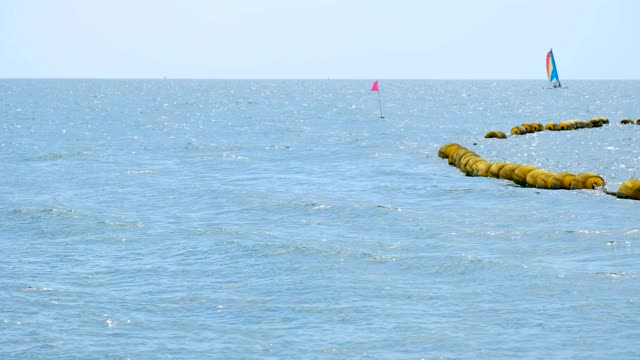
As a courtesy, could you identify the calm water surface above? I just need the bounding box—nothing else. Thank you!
[1,79,639,359]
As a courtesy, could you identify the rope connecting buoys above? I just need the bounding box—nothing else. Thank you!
[485,130,507,139]
[486,116,609,138]
[536,118,608,132]
[437,143,608,192]
[439,114,637,201]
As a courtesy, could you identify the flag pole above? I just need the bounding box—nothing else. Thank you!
[376,90,384,119]
[371,80,384,118]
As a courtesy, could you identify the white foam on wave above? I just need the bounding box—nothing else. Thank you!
[126,169,154,174]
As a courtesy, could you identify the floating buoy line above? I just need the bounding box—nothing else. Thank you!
[440,116,640,201]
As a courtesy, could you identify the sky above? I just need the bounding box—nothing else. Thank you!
[1,0,638,79]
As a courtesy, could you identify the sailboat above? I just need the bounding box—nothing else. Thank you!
[546,48,565,88]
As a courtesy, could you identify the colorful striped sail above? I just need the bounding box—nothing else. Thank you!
[546,49,562,88]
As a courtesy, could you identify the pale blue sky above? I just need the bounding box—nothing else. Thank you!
[1,0,637,79]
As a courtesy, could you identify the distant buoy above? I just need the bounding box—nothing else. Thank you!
[589,118,604,127]
[558,121,575,130]
[620,118,634,124]
[510,126,526,135]
[531,122,544,131]
[484,130,507,139]
[545,123,558,131]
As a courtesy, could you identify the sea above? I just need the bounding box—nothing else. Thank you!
[1,79,639,359]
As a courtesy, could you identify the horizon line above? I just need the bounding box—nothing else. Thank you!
[2,77,640,81]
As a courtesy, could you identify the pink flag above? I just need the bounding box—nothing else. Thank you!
[370,80,379,92]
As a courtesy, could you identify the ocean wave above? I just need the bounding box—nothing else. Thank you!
[31,152,92,161]
[125,169,154,175]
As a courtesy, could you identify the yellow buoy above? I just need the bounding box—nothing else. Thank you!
[570,172,605,190]
[589,118,603,127]
[512,165,537,186]
[545,122,558,131]
[488,162,509,178]
[472,161,493,177]
[616,178,640,200]
[521,123,533,133]
[498,163,521,181]
[449,147,472,166]
[460,155,484,174]
[620,118,634,124]
[438,143,463,159]
[550,172,576,190]
[535,172,558,189]
[458,152,481,171]
[484,130,507,139]
[558,121,575,130]
[510,126,526,135]
[531,122,544,131]
[525,169,553,188]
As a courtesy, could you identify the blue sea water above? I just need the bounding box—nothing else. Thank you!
[1,79,639,359]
